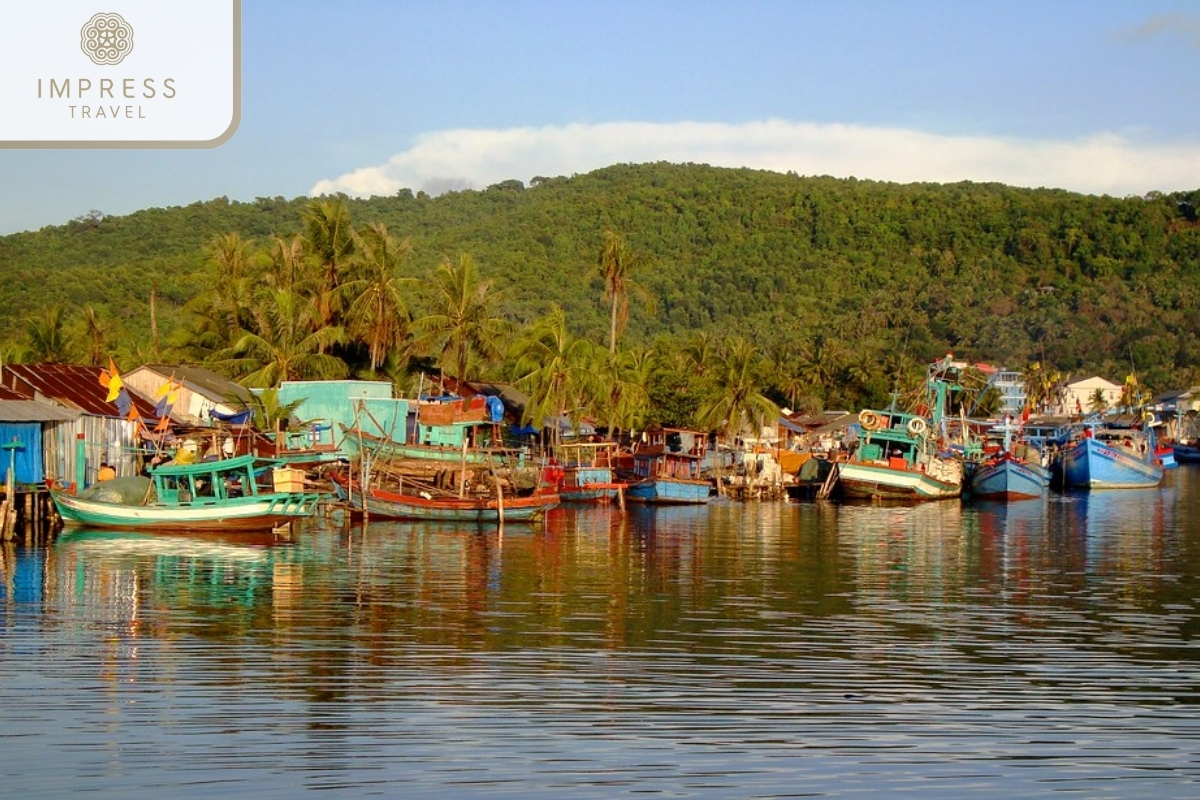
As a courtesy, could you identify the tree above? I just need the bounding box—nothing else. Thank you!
[509,306,596,448]
[75,305,110,367]
[21,305,73,363]
[1022,361,1064,415]
[266,233,307,292]
[795,333,843,399]
[344,222,415,372]
[301,198,356,330]
[695,336,779,444]
[211,288,347,387]
[594,230,654,353]
[243,387,307,433]
[1087,387,1108,414]
[587,344,654,437]
[415,253,508,384]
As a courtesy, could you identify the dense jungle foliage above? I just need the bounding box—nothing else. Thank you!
[1,162,1197,431]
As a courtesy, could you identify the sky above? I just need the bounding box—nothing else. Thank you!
[1,0,1198,235]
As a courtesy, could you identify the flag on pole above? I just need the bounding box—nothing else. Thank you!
[99,357,124,402]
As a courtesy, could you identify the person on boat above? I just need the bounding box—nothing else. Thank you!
[97,461,116,481]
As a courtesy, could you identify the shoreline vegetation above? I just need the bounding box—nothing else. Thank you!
[1,162,1198,435]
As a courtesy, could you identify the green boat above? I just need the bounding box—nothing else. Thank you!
[50,454,323,533]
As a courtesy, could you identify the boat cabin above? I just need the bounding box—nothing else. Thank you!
[632,428,706,480]
[151,455,296,505]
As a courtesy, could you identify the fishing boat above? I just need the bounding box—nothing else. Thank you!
[1061,417,1163,489]
[968,421,1050,501]
[836,357,965,502]
[50,454,322,533]
[553,441,626,503]
[838,409,963,501]
[623,428,711,504]
[1173,440,1200,464]
[331,470,559,523]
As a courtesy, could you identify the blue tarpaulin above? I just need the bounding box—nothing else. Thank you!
[210,408,252,425]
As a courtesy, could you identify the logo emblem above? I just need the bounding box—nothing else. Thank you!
[80,12,134,65]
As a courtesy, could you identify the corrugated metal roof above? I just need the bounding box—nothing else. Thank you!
[0,399,79,422]
[139,363,255,404]
[0,363,159,418]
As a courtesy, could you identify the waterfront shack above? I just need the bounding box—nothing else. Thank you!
[123,363,255,424]
[0,362,160,486]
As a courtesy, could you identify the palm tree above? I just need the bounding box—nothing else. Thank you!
[1088,387,1108,414]
[594,230,654,353]
[182,233,260,356]
[1119,374,1149,411]
[212,288,347,387]
[205,231,255,281]
[509,306,596,448]
[343,222,415,372]
[1022,361,1064,415]
[695,336,780,446]
[266,233,307,291]
[302,198,356,329]
[588,344,654,438]
[21,305,73,363]
[795,333,843,398]
[415,253,508,385]
[243,387,307,433]
[75,305,110,367]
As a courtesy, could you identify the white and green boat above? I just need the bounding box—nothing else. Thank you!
[50,454,322,533]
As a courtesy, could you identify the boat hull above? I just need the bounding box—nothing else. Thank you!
[626,477,711,505]
[1173,443,1200,463]
[969,453,1050,501]
[1062,437,1163,489]
[559,466,623,503]
[51,490,320,533]
[838,460,961,501]
[342,484,560,522]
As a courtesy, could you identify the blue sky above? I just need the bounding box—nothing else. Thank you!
[1,0,1198,235]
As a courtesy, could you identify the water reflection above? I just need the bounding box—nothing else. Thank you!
[2,476,1200,796]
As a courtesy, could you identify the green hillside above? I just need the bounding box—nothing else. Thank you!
[2,162,1198,411]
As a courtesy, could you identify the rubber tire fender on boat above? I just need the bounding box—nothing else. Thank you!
[907,417,928,437]
[859,410,880,431]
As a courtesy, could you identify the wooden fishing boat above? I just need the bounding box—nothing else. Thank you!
[1173,440,1200,464]
[553,441,626,503]
[968,421,1051,501]
[50,454,322,533]
[970,451,1051,500]
[624,428,711,505]
[331,470,559,523]
[1062,419,1163,489]
[838,408,963,501]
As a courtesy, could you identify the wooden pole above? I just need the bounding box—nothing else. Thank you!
[496,479,504,534]
[459,437,469,498]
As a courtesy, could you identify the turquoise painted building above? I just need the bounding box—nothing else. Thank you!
[275,380,398,449]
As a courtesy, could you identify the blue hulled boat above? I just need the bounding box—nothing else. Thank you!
[623,428,711,505]
[1173,440,1200,464]
[968,421,1050,501]
[970,451,1051,500]
[1062,421,1163,489]
[554,442,626,504]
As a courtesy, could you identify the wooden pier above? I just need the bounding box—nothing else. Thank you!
[1,486,60,543]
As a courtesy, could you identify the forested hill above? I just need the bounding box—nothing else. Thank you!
[2,162,1199,392]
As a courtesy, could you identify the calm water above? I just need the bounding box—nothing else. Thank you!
[3,470,1200,798]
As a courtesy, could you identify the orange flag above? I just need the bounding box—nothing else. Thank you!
[101,357,124,403]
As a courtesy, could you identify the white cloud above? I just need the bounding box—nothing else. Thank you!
[309,120,1200,199]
